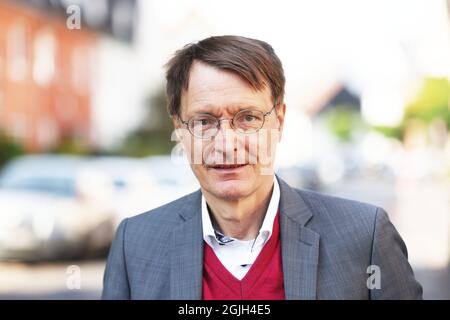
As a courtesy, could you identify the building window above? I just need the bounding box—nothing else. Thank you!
[7,21,28,83]
[33,29,56,87]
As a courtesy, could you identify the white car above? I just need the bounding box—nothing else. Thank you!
[85,156,163,224]
[0,155,116,261]
[145,155,200,205]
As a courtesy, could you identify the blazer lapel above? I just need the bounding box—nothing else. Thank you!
[278,177,320,300]
[169,190,204,299]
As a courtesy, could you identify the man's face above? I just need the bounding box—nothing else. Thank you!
[174,61,285,201]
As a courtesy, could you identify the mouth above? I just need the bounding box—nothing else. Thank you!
[207,164,248,170]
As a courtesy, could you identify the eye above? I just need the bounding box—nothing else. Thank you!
[191,116,215,128]
[244,115,256,122]
[200,118,213,126]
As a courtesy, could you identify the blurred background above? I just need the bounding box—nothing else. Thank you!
[0,0,449,299]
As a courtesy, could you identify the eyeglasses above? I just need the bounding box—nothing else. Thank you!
[179,105,277,139]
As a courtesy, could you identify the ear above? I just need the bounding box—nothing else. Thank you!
[276,103,286,141]
[171,114,180,128]
[172,115,183,140]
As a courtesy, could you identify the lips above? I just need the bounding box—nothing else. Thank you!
[207,164,247,169]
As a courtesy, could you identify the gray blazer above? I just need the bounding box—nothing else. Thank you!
[102,177,423,299]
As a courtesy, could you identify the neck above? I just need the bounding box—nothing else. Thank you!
[203,177,275,240]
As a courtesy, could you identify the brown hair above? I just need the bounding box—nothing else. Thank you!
[164,35,285,117]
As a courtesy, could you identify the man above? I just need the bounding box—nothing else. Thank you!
[102,35,423,299]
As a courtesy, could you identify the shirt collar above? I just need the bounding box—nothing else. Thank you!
[202,176,280,247]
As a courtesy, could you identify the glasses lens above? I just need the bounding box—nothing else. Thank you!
[234,110,264,133]
[189,115,218,138]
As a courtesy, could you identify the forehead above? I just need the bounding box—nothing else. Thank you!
[180,61,271,116]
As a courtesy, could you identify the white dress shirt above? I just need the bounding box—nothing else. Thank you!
[202,176,280,280]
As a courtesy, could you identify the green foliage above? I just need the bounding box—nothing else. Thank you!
[369,78,449,141]
[371,124,404,140]
[323,104,365,142]
[0,132,24,170]
[49,135,92,155]
[115,87,176,157]
[405,78,450,127]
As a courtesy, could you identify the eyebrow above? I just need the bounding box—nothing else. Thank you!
[186,104,261,117]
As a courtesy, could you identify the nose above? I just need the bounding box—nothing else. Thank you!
[217,118,233,130]
[216,118,238,140]
[214,119,240,161]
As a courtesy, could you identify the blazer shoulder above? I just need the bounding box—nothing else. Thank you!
[125,189,201,231]
[295,188,381,233]
[114,189,201,260]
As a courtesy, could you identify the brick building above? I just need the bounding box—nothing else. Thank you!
[0,1,97,151]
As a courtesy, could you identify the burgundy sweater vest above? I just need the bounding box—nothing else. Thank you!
[202,211,285,300]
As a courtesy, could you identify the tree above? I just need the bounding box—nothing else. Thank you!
[405,78,450,127]
[0,131,24,170]
[116,87,176,157]
[372,77,449,142]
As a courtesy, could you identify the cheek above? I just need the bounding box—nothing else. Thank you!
[254,132,268,155]
[181,134,206,166]
[255,129,279,166]
[245,136,258,164]
[190,163,206,180]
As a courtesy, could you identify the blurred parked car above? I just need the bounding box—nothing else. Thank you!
[276,164,323,191]
[145,155,199,205]
[0,155,116,261]
[86,156,162,225]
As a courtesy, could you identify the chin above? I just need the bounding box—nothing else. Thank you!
[206,179,253,200]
